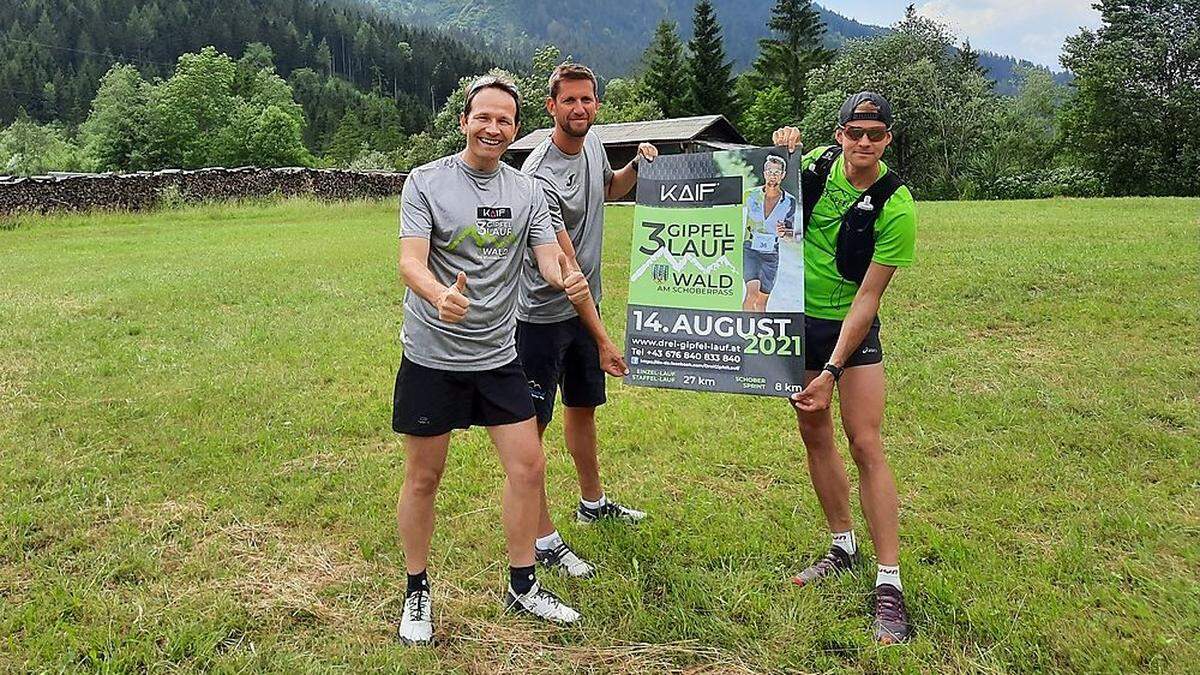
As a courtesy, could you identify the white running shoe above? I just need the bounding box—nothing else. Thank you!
[536,539,596,579]
[397,590,433,645]
[504,581,581,624]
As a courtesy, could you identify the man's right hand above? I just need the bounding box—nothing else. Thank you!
[436,271,470,323]
[772,126,802,153]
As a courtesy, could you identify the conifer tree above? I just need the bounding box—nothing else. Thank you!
[643,20,689,118]
[685,1,736,118]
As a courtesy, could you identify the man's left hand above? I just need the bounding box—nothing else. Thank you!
[790,372,835,412]
[636,143,659,164]
[559,253,591,305]
[599,339,630,377]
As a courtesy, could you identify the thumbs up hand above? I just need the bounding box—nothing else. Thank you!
[558,253,591,306]
[437,271,471,323]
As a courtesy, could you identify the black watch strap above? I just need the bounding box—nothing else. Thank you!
[823,362,845,381]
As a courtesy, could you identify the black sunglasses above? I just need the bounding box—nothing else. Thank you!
[841,125,890,142]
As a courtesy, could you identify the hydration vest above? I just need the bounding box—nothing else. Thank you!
[800,147,904,285]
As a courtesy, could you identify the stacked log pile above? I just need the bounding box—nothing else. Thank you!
[0,167,406,216]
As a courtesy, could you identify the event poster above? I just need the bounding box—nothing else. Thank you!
[623,147,805,398]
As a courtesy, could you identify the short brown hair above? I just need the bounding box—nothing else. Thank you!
[548,63,598,100]
[463,74,522,124]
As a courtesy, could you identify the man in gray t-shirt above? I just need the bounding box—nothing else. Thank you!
[392,76,625,645]
[400,153,557,370]
[515,63,659,580]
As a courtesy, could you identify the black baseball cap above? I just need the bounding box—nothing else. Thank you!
[839,91,892,127]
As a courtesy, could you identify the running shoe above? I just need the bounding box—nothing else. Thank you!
[791,546,858,586]
[504,580,582,624]
[576,499,646,524]
[397,590,433,645]
[872,583,912,644]
[536,539,596,579]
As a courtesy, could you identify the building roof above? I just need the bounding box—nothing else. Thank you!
[508,114,748,152]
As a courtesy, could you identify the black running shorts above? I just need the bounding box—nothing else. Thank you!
[516,316,607,426]
[392,356,535,436]
[804,315,884,372]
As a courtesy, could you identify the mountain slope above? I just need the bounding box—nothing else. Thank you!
[360,1,1068,93]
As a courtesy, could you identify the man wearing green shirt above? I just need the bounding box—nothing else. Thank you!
[773,91,916,644]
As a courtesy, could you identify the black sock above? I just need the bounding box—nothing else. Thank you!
[509,565,536,595]
[406,569,428,596]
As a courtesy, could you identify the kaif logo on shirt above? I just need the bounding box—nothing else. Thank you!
[447,206,518,257]
[477,206,512,220]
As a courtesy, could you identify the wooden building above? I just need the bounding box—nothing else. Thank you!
[506,114,751,199]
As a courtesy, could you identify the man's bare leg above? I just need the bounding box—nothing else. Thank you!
[563,406,602,501]
[743,280,762,310]
[837,364,898,566]
[396,433,451,574]
[488,417,582,623]
[487,418,547,567]
[795,371,854,533]
[534,421,557,539]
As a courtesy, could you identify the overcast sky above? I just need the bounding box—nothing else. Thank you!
[818,0,1102,70]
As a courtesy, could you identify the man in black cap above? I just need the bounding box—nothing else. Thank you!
[773,91,917,644]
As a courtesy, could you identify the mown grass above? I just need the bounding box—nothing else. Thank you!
[1,196,1197,673]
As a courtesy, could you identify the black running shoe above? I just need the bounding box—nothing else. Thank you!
[535,539,595,579]
[576,499,646,524]
[872,583,912,644]
[791,546,858,586]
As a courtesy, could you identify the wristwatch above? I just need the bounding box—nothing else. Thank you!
[822,362,845,381]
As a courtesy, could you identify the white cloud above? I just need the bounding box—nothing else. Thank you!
[914,0,1101,68]
[817,1,1101,69]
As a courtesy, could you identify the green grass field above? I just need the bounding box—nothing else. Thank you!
[1,197,1197,673]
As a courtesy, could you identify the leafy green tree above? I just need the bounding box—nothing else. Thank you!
[0,114,85,175]
[740,85,794,145]
[597,77,662,124]
[1059,0,1200,196]
[79,65,153,171]
[686,0,737,118]
[314,38,334,78]
[235,43,278,98]
[241,105,312,167]
[980,67,1065,176]
[750,0,834,120]
[802,9,996,198]
[148,46,239,168]
[514,44,561,133]
[327,111,368,166]
[643,20,689,118]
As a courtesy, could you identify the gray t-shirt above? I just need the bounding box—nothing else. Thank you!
[400,154,557,370]
[518,131,614,323]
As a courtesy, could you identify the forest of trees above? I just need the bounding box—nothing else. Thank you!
[0,0,503,154]
[1,0,1195,198]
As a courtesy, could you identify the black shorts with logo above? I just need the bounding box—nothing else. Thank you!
[516,316,607,426]
[804,315,884,372]
[392,356,535,436]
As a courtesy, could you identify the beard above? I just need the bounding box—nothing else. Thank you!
[559,117,592,138]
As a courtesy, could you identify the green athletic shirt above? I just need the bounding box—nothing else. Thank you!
[801,145,917,320]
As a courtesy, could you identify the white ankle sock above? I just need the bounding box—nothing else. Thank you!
[832,530,857,556]
[580,493,606,510]
[535,530,563,551]
[875,563,901,590]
